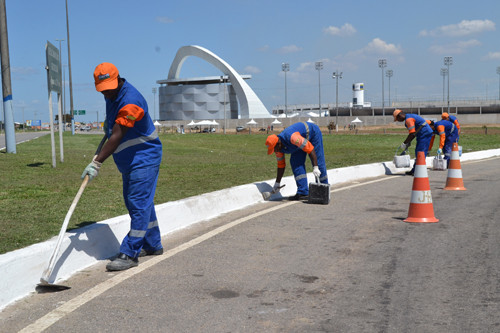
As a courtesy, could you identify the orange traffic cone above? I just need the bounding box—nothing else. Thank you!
[444,142,466,191]
[404,151,439,223]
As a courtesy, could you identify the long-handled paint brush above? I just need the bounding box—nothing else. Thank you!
[262,185,285,201]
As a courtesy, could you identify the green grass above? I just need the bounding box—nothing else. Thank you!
[1,128,499,254]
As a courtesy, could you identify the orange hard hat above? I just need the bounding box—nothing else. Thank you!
[441,112,449,120]
[266,135,279,155]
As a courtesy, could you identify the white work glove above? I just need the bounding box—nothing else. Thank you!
[313,166,321,178]
[81,157,102,181]
[400,142,408,151]
[272,182,281,194]
[437,148,443,155]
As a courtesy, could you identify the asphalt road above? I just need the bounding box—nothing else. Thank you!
[2,157,499,333]
[0,131,50,150]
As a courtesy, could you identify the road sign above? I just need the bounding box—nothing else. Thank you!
[75,110,86,115]
[45,41,62,94]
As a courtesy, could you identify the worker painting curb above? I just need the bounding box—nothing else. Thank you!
[1,148,499,311]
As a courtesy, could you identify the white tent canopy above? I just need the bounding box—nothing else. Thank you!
[307,118,315,123]
[351,117,363,123]
[187,120,196,126]
[195,120,215,125]
[246,119,257,125]
[271,119,282,124]
[154,120,162,126]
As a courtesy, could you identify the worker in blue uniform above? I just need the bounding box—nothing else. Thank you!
[265,121,328,200]
[82,62,163,271]
[428,119,459,167]
[393,109,434,176]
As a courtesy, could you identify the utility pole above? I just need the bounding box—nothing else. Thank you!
[0,0,16,153]
[65,0,75,134]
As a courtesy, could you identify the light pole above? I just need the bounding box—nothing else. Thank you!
[386,69,393,107]
[152,87,157,121]
[220,76,226,134]
[65,0,75,135]
[378,59,387,123]
[315,61,323,117]
[332,70,342,132]
[282,63,289,117]
[497,66,500,100]
[444,56,453,113]
[440,68,448,105]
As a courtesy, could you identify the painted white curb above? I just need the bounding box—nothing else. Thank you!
[1,148,499,311]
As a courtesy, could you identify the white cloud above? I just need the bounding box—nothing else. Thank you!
[156,16,174,24]
[420,19,495,37]
[429,39,481,54]
[277,45,303,54]
[481,51,500,60]
[244,66,261,74]
[323,23,356,36]
[364,38,402,55]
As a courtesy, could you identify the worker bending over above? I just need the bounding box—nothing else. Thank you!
[393,109,434,176]
[428,119,459,167]
[265,121,328,201]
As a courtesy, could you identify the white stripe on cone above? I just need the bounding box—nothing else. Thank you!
[410,190,433,204]
[447,168,463,178]
[414,164,428,178]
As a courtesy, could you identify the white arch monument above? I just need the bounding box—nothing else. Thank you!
[168,45,272,119]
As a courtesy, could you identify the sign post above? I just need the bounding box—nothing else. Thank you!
[46,41,64,167]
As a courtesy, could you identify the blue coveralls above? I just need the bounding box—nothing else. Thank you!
[405,114,433,173]
[433,119,458,166]
[104,79,163,259]
[448,115,460,142]
[277,122,328,195]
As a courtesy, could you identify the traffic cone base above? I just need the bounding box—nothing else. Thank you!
[404,151,439,223]
[444,142,466,191]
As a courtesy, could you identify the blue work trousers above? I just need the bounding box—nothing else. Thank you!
[120,165,162,258]
[410,132,433,173]
[290,130,328,195]
[443,132,459,166]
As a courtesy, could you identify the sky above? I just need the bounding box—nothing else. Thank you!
[3,0,500,124]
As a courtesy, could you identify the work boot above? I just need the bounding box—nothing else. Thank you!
[288,193,309,201]
[106,253,138,271]
[138,248,164,257]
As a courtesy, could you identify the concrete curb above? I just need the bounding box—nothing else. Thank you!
[1,148,499,311]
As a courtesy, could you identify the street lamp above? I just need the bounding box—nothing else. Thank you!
[152,87,157,121]
[497,66,500,100]
[444,56,453,113]
[378,59,387,123]
[315,61,323,117]
[386,69,393,107]
[440,68,448,104]
[282,63,289,117]
[332,70,343,132]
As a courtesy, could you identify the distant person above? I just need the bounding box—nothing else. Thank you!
[441,112,461,140]
[265,121,328,200]
[393,109,434,176]
[428,119,459,167]
[81,62,163,271]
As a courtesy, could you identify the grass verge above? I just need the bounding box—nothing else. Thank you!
[0,127,499,254]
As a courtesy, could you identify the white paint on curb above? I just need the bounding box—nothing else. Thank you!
[1,148,499,311]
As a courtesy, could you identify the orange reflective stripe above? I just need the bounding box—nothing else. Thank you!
[276,152,286,168]
[290,131,314,153]
[116,104,145,128]
[405,118,416,133]
[454,120,460,130]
